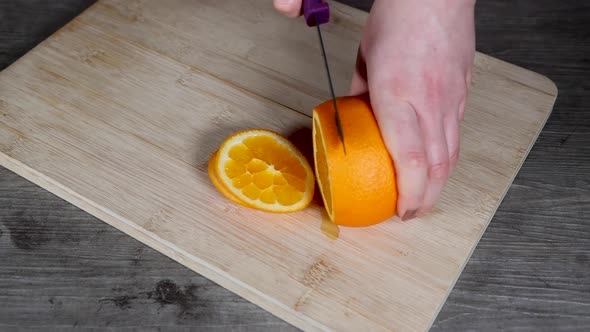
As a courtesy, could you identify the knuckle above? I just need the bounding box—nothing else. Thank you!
[465,70,473,85]
[422,74,467,108]
[401,150,428,169]
[449,148,460,165]
[273,1,298,16]
[423,74,444,102]
[429,161,449,180]
[420,204,434,215]
[392,115,417,132]
[454,75,469,90]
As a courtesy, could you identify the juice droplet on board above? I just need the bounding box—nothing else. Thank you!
[320,209,339,240]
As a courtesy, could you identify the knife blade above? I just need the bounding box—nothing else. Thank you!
[302,0,346,154]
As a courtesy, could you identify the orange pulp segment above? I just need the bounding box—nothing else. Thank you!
[210,129,315,213]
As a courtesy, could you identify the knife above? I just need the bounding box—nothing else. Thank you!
[302,0,346,154]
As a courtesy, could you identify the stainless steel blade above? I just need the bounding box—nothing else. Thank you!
[315,19,346,154]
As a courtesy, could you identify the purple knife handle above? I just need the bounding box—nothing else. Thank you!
[302,0,330,26]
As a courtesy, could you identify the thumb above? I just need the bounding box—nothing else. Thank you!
[349,46,368,95]
[273,0,303,17]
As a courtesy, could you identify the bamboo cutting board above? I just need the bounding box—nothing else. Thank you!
[0,0,557,331]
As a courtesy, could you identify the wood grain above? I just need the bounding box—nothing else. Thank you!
[1,0,579,332]
[432,1,590,330]
[0,0,558,331]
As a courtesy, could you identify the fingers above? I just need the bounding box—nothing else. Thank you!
[458,96,467,121]
[445,112,461,170]
[371,86,465,219]
[371,94,428,221]
[459,70,471,121]
[273,0,302,17]
[349,47,368,95]
[350,70,368,96]
[418,113,450,214]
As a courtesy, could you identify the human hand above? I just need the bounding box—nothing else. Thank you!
[351,0,476,220]
[273,0,303,17]
[274,0,476,220]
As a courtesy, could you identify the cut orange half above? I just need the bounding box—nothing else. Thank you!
[209,129,315,213]
[313,95,398,227]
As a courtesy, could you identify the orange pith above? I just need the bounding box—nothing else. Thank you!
[312,95,398,227]
[208,129,314,213]
[208,151,248,207]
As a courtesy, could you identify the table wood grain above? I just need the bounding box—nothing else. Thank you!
[0,0,588,331]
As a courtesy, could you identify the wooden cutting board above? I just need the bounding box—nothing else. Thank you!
[0,0,557,331]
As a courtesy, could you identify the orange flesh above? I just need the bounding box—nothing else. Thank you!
[211,130,314,213]
[313,117,334,220]
[312,95,397,227]
[208,151,247,207]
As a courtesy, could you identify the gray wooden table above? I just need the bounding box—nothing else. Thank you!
[1,1,588,331]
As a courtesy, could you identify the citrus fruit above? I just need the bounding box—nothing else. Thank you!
[208,129,315,213]
[312,95,397,227]
[208,151,246,207]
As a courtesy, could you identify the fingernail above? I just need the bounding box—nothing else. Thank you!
[401,209,418,221]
